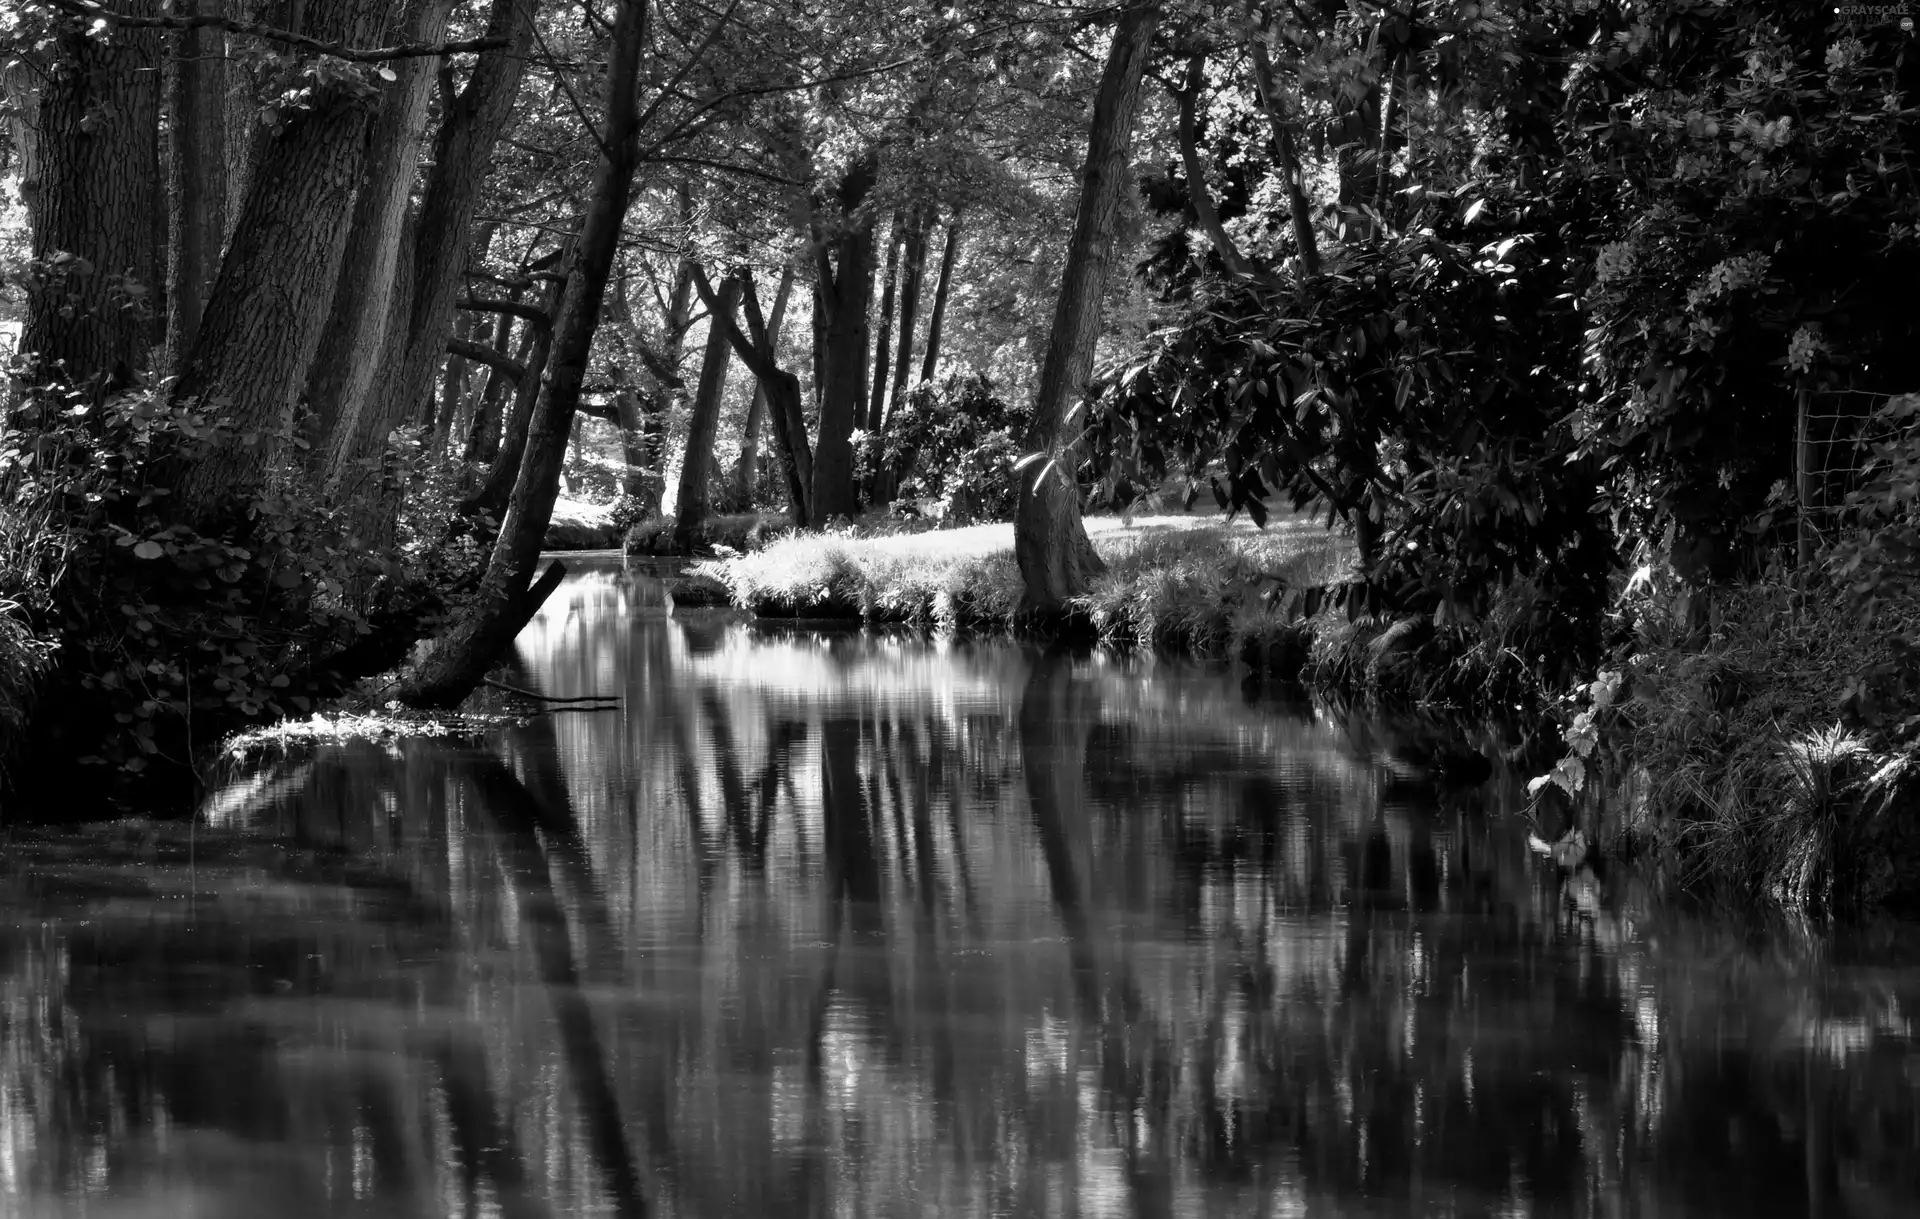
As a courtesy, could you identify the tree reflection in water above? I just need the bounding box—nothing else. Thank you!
[0,559,1914,1217]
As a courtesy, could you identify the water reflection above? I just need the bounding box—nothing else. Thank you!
[0,558,1915,1217]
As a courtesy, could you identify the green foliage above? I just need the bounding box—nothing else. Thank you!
[869,373,1029,524]
[1101,228,1613,644]
[1831,393,1920,740]
[0,382,413,801]
[1558,4,1920,578]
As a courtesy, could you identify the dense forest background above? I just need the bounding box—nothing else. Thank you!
[4,0,1920,830]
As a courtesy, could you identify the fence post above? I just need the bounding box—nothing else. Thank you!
[1797,386,1815,568]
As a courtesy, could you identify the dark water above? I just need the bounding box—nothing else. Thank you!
[2,557,1917,1218]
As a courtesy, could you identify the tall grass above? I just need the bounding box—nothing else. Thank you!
[1614,573,1920,911]
[695,514,1354,663]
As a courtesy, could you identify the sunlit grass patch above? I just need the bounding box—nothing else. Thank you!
[219,709,511,761]
[695,509,1356,662]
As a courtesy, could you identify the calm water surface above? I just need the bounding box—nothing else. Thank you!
[2,556,1917,1218]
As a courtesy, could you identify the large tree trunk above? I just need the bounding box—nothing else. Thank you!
[301,0,457,462]
[919,217,960,382]
[672,270,741,551]
[868,214,902,433]
[167,0,394,525]
[1014,1,1160,611]
[730,262,795,507]
[811,161,878,522]
[19,2,163,393]
[163,0,230,366]
[324,0,538,545]
[398,0,650,710]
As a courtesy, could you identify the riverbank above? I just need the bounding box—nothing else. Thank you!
[691,509,1354,671]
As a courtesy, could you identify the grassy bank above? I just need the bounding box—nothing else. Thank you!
[693,510,1355,670]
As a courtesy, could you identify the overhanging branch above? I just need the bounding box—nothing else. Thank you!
[39,0,510,62]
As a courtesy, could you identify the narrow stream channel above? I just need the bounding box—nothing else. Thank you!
[2,556,1916,1217]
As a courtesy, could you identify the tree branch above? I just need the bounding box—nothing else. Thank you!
[449,337,526,380]
[39,0,510,62]
[458,296,552,327]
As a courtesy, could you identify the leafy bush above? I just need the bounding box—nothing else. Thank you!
[868,374,1030,524]
[1829,393,1920,743]
[0,381,417,805]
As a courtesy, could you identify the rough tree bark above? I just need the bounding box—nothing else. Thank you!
[324,0,539,543]
[672,270,741,551]
[19,2,163,392]
[730,262,794,506]
[397,0,650,709]
[300,0,454,462]
[919,217,960,383]
[164,0,230,365]
[168,0,394,524]
[1013,1,1161,611]
[810,159,878,521]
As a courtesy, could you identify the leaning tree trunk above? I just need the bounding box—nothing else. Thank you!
[19,2,163,394]
[672,270,742,552]
[163,0,230,366]
[398,0,651,710]
[1249,37,1321,277]
[1173,54,1254,279]
[919,217,960,383]
[301,0,457,465]
[325,0,539,546]
[168,0,393,525]
[730,262,795,506]
[1013,1,1161,611]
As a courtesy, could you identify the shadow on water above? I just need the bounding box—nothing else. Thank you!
[0,555,1915,1217]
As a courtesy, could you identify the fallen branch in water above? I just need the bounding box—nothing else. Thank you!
[482,678,620,704]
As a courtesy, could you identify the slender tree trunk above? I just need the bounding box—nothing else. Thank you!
[326,0,538,542]
[464,313,528,462]
[920,218,960,383]
[874,212,929,506]
[399,0,650,709]
[673,271,741,551]
[868,214,903,433]
[731,262,795,506]
[889,213,929,417]
[168,0,393,524]
[164,0,230,366]
[20,2,163,392]
[466,259,565,518]
[695,266,812,526]
[1173,54,1253,278]
[433,311,475,441]
[1249,38,1321,276]
[1015,2,1160,610]
[300,0,453,462]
